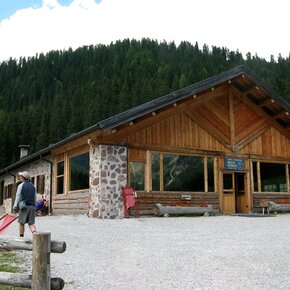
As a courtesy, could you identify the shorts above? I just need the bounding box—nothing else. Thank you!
[18,205,35,225]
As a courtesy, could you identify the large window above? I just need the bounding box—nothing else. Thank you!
[261,163,286,192]
[149,152,214,192]
[69,152,89,191]
[129,162,145,191]
[163,154,204,191]
[253,161,287,192]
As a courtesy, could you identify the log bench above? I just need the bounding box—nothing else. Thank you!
[268,201,290,213]
[153,203,214,217]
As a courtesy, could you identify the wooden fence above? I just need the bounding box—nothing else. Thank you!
[0,233,66,290]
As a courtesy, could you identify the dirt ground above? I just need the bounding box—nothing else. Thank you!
[4,214,290,289]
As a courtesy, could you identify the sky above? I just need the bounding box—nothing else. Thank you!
[0,0,289,62]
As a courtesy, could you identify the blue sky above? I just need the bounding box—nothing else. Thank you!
[0,0,289,62]
[0,0,76,20]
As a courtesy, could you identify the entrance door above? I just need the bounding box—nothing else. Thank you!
[235,173,247,213]
[222,172,247,213]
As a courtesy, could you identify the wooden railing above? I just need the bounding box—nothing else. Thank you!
[0,233,66,290]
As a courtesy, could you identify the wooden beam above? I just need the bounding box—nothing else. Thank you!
[273,109,287,119]
[185,110,231,148]
[231,86,290,138]
[129,143,226,158]
[249,159,254,195]
[286,164,290,193]
[160,153,164,192]
[51,133,91,155]
[145,150,150,192]
[217,157,223,212]
[235,124,270,150]
[257,161,261,192]
[204,157,208,192]
[202,100,230,126]
[257,97,273,107]
[229,89,235,146]
[127,143,290,163]
[64,152,69,195]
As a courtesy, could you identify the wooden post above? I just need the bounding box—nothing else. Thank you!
[257,162,261,192]
[32,232,51,290]
[286,164,290,192]
[145,150,150,192]
[204,156,208,193]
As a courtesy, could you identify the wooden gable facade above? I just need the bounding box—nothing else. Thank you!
[90,65,290,215]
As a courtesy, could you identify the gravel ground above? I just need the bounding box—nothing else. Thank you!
[4,214,290,290]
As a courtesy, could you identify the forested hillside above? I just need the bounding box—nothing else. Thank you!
[1,38,290,169]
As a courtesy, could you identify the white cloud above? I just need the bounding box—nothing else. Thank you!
[0,0,289,62]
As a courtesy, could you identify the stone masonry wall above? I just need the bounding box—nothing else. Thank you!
[89,145,127,219]
[0,158,52,213]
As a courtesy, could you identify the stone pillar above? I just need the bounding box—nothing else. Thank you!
[89,145,127,218]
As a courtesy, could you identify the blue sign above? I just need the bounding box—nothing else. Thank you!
[224,158,245,171]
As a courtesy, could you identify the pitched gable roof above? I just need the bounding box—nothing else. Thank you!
[98,65,290,131]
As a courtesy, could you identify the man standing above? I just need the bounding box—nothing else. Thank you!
[13,171,36,237]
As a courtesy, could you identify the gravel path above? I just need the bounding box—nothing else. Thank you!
[4,214,290,290]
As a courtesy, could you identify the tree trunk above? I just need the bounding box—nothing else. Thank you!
[0,235,66,253]
[154,203,213,216]
[0,272,64,289]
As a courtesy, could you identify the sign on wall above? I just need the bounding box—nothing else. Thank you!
[224,158,245,171]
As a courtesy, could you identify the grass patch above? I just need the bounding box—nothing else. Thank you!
[0,251,23,272]
[0,251,30,290]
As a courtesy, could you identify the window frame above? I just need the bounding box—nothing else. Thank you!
[56,160,64,195]
[68,152,90,192]
[36,175,45,195]
[252,160,289,193]
[5,184,13,199]
[129,161,145,191]
[55,146,90,195]
[128,151,216,193]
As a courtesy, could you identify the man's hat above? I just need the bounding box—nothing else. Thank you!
[19,171,30,179]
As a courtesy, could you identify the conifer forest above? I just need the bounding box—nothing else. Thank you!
[1,38,290,169]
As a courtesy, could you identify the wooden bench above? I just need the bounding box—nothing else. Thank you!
[153,203,214,217]
[268,201,290,213]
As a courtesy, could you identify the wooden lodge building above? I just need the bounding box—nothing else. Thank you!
[1,65,290,218]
